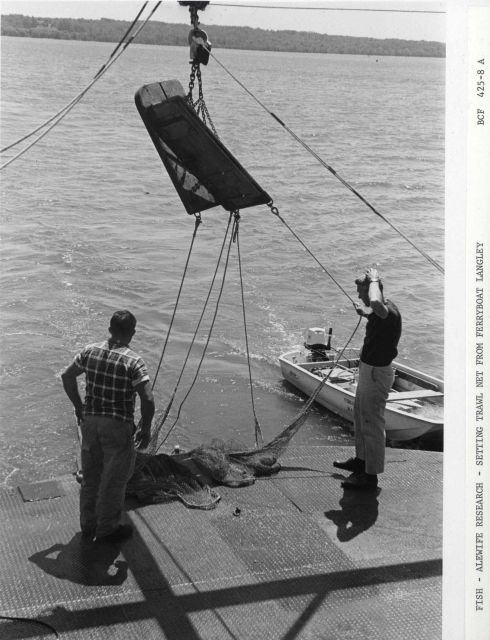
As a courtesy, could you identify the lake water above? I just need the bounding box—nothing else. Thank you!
[0,37,445,486]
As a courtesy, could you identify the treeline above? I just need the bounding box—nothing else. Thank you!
[1,14,445,58]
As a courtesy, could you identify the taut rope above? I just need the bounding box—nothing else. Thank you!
[0,1,162,169]
[154,212,239,453]
[203,46,444,276]
[152,212,202,391]
[234,212,264,447]
[267,202,357,308]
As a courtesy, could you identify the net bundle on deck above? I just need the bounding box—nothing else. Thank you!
[127,390,318,509]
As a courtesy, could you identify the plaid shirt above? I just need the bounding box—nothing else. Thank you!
[74,340,150,423]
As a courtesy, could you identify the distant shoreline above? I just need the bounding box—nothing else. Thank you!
[1,15,445,58]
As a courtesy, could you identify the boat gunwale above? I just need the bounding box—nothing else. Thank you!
[279,349,444,434]
[279,348,444,390]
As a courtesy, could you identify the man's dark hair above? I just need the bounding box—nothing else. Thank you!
[110,310,136,335]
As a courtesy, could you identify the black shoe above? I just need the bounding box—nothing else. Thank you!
[341,472,378,491]
[333,457,365,473]
[95,524,133,543]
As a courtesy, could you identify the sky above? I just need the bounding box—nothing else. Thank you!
[0,0,447,42]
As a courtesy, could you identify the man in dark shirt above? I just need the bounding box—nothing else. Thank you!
[62,310,155,542]
[334,268,402,490]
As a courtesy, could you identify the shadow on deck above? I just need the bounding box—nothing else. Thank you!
[1,445,442,640]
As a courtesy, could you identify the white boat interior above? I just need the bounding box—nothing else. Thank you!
[280,346,444,441]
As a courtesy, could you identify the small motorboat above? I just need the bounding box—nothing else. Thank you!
[279,328,444,442]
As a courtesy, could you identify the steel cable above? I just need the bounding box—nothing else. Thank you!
[152,213,202,391]
[234,213,264,447]
[155,213,238,451]
[267,203,357,307]
[138,213,233,463]
[205,46,444,275]
[0,1,162,170]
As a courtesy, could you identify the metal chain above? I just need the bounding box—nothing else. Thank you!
[184,2,218,135]
[201,101,218,136]
[187,63,196,104]
[197,67,206,125]
[189,4,199,29]
[186,63,218,137]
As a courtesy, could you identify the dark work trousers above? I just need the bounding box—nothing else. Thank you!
[79,416,135,537]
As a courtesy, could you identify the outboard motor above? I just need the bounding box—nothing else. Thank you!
[304,327,332,362]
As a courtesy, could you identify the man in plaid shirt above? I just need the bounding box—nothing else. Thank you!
[62,310,155,543]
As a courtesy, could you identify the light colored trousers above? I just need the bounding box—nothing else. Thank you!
[80,415,135,537]
[354,361,394,475]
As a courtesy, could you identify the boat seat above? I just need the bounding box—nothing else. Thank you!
[312,366,355,383]
[387,389,443,402]
[300,361,331,369]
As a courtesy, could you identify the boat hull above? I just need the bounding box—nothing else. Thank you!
[279,350,443,442]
